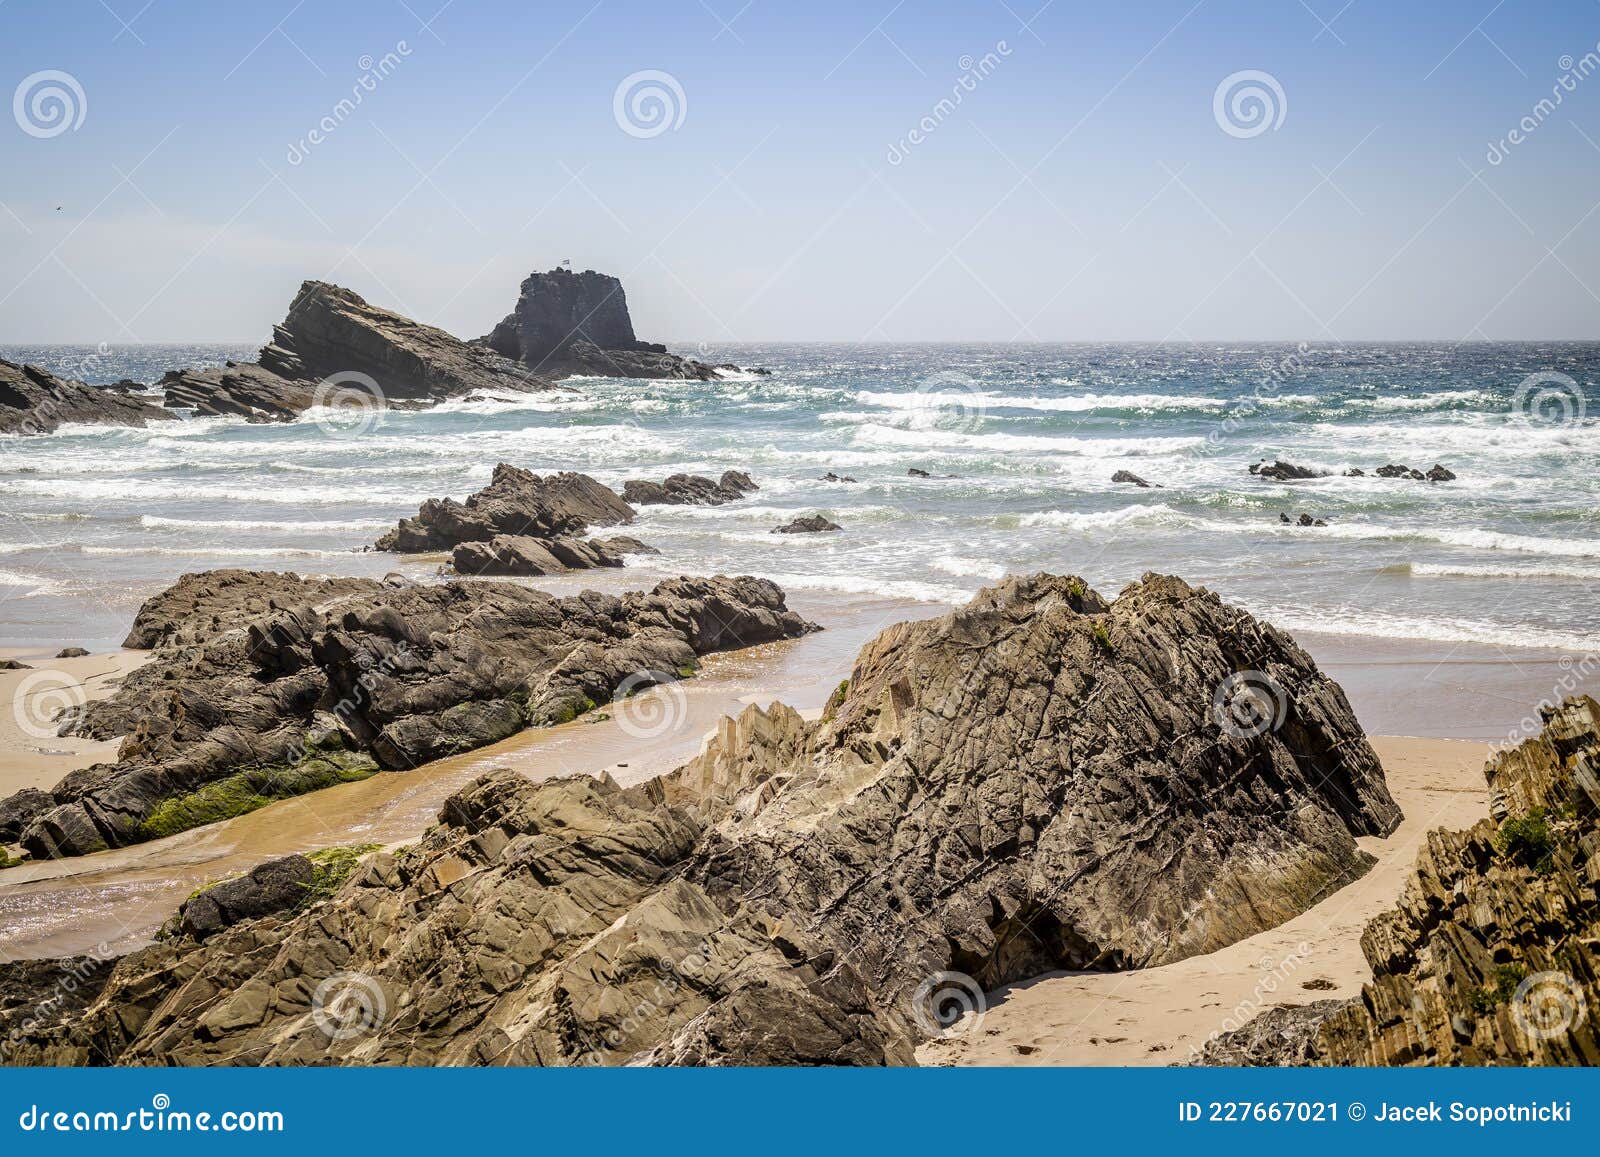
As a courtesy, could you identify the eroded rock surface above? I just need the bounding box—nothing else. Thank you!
[451,534,654,577]
[1,359,175,436]
[375,465,635,553]
[6,571,815,860]
[1312,697,1600,1066]
[621,471,758,507]
[0,573,1400,1066]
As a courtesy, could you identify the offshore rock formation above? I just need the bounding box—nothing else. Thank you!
[1313,696,1600,1065]
[4,571,815,860]
[0,358,175,435]
[772,514,841,534]
[375,466,635,554]
[481,268,726,381]
[621,471,758,507]
[160,282,543,422]
[0,573,1400,1065]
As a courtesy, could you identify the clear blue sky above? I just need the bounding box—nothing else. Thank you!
[1,0,1597,342]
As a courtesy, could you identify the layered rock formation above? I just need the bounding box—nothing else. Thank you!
[4,571,815,860]
[772,514,841,534]
[451,534,655,577]
[621,471,758,507]
[374,465,635,554]
[1312,696,1600,1065]
[0,573,1401,1065]
[481,268,726,381]
[0,358,175,436]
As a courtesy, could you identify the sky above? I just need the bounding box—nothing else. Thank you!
[1,0,1598,343]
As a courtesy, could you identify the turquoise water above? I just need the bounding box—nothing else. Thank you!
[1,342,1597,668]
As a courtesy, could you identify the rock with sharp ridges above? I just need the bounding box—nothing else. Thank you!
[0,359,176,436]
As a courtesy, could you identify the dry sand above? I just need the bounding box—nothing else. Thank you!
[918,734,1491,1065]
[0,648,146,796]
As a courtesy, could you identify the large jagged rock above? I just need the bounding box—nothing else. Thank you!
[1190,1001,1346,1066]
[1312,696,1600,1066]
[8,571,816,860]
[176,854,316,942]
[0,358,175,435]
[375,465,636,553]
[480,268,727,381]
[120,569,387,651]
[622,471,758,507]
[0,573,1401,1066]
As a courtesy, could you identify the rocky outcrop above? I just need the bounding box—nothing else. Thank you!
[0,788,53,842]
[1190,1001,1347,1066]
[158,362,315,422]
[0,573,1401,1065]
[1312,696,1600,1066]
[1374,462,1457,482]
[375,466,635,553]
[621,471,758,507]
[8,571,816,860]
[1250,460,1327,481]
[1111,470,1159,488]
[772,515,841,534]
[1278,513,1328,527]
[450,534,654,577]
[120,569,387,650]
[481,268,726,381]
[0,358,175,436]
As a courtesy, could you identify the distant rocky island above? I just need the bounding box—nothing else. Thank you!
[0,267,757,433]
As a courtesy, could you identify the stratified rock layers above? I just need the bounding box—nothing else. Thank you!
[0,574,1399,1066]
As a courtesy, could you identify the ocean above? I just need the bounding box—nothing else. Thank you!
[2,340,1597,738]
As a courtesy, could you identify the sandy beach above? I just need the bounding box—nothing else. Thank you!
[0,647,146,797]
[917,734,1492,1065]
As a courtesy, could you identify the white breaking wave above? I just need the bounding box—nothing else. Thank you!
[1018,504,1190,531]
[140,515,391,533]
[856,389,1230,413]
[1261,606,1600,654]
[79,545,354,559]
[1394,561,1600,580]
[749,570,972,605]
[851,424,1204,456]
[932,555,1007,580]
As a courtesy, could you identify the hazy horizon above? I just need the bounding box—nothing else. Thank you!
[4,0,1599,344]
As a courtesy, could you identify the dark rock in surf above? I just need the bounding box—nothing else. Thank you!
[1112,470,1160,488]
[772,515,841,534]
[0,359,175,436]
[819,472,857,483]
[621,471,758,507]
[1425,463,1456,482]
[1250,460,1327,482]
[375,465,635,553]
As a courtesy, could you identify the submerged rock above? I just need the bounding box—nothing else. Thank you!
[1111,470,1159,488]
[621,471,758,507]
[375,465,635,553]
[772,514,841,534]
[7,571,816,860]
[0,359,175,436]
[0,573,1400,1065]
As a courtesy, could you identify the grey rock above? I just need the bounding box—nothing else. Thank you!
[177,855,316,941]
[771,515,841,534]
[1111,470,1160,488]
[54,648,89,659]
[1250,459,1327,481]
[376,465,635,552]
[0,359,175,436]
[1189,1001,1348,1066]
[622,471,759,507]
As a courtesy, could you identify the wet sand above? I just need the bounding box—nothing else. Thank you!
[0,648,146,796]
[917,735,1492,1066]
